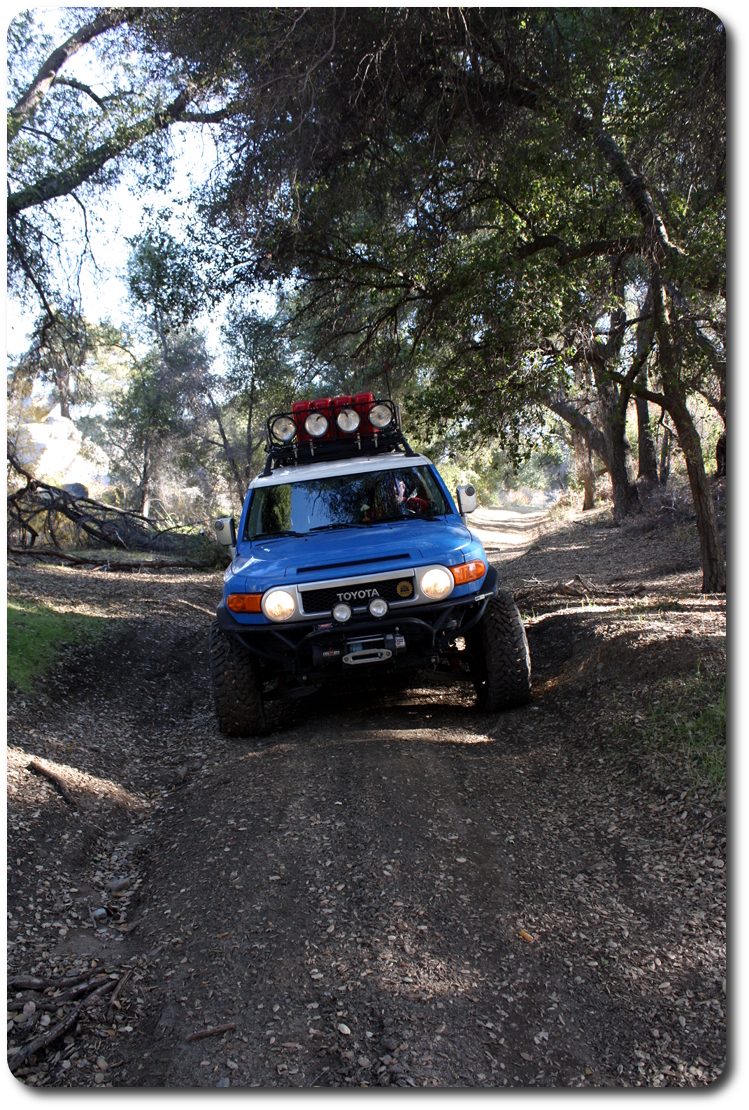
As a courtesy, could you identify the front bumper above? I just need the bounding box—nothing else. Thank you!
[216,566,498,678]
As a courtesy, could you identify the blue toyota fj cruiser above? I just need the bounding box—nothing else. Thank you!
[209,392,531,735]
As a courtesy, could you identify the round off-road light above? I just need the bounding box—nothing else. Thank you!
[333,602,352,623]
[368,402,394,430]
[270,415,296,444]
[263,589,296,621]
[336,407,360,434]
[369,597,388,618]
[304,412,329,438]
[420,567,453,600]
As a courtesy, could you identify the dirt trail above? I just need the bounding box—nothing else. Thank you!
[7,503,726,1088]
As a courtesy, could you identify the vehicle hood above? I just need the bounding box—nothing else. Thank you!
[226,517,477,591]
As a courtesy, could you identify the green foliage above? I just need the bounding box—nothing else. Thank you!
[127,215,205,340]
[635,668,726,793]
[10,306,98,418]
[6,7,179,310]
[7,599,108,691]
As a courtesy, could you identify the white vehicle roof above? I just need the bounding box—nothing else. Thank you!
[251,452,433,488]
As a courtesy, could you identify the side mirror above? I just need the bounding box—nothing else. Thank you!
[456,485,478,517]
[215,516,237,548]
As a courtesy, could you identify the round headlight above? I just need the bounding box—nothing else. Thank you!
[368,402,394,430]
[304,412,329,438]
[333,602,352,623]
[263,589,296,621]
[270,415,296,444]
[336,407,361,434]
[369,597,388,618]
[420,567,453,600]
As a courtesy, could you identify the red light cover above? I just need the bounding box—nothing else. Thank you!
[292,400,312,443]
[311,397,334,439]
[285,392,392,443]
[333,395,358,435]
[353,391,376,433]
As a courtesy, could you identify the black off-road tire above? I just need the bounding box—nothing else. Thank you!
[469,590,531,711]
[209,619,266,736]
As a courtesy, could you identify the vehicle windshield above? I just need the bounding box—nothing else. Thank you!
[246,465,450,539]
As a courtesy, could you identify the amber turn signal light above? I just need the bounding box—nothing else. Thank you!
[449,560,486,585]
[227,593,263,613]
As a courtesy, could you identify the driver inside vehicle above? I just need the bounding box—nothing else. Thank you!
[360,473,402,521]
[360,472,436,521]
[406,475,430,514]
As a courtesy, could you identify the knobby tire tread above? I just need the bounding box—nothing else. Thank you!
[471,590,532,711]
[209,619,266,737]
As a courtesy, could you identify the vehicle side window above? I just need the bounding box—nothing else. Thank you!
[247,484,292,537]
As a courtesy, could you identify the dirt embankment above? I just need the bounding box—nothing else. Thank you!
[7,502,726,1088]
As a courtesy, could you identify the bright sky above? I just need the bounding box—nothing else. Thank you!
[5,3,275,368]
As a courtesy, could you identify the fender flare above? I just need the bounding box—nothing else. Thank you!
[482,564,499,596]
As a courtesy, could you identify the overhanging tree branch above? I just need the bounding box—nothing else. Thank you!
[9,8,129,142]
[590,125,682,259]
[8,89,194,217]
[516,234,646,264]
[544,395,611,469]
[53,76,108,110]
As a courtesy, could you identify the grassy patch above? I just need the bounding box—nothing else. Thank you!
[637,668,726,793]
[7,600,107,691]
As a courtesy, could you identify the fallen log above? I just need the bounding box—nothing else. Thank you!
[106,969,133,1021]
[49,975,110,1005]
[84,978,118,1006]
[27,760,77,806]
[27,760,78,805]
[9,1003,82,1070]
[8,970,99,992]
[8,454,221,565]
[7,546,214,571]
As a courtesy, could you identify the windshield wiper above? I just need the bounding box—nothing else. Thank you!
[367,513,443,525]
[251,530,308,539]
[308,522,370,533]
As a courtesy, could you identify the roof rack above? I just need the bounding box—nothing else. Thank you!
[262,427,417,475]
[262,397,417,475]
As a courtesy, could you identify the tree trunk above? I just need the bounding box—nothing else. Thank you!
[633,287,657,483]
[599,395,641,522]
[607,431,641,521]
[651,266,725,592]
[138,437,152,517]
[716,431,726,477]
[546,390,639,520]
[659,427,671,485]
[590,303,641,523]
[207,391,246,503]
[636,397,658,482]
[245,379,257,483]
[54,368,72,419]
[573,433,596,510]
[666,391,726,592]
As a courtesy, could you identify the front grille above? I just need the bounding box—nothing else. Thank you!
[300,576,415,614]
